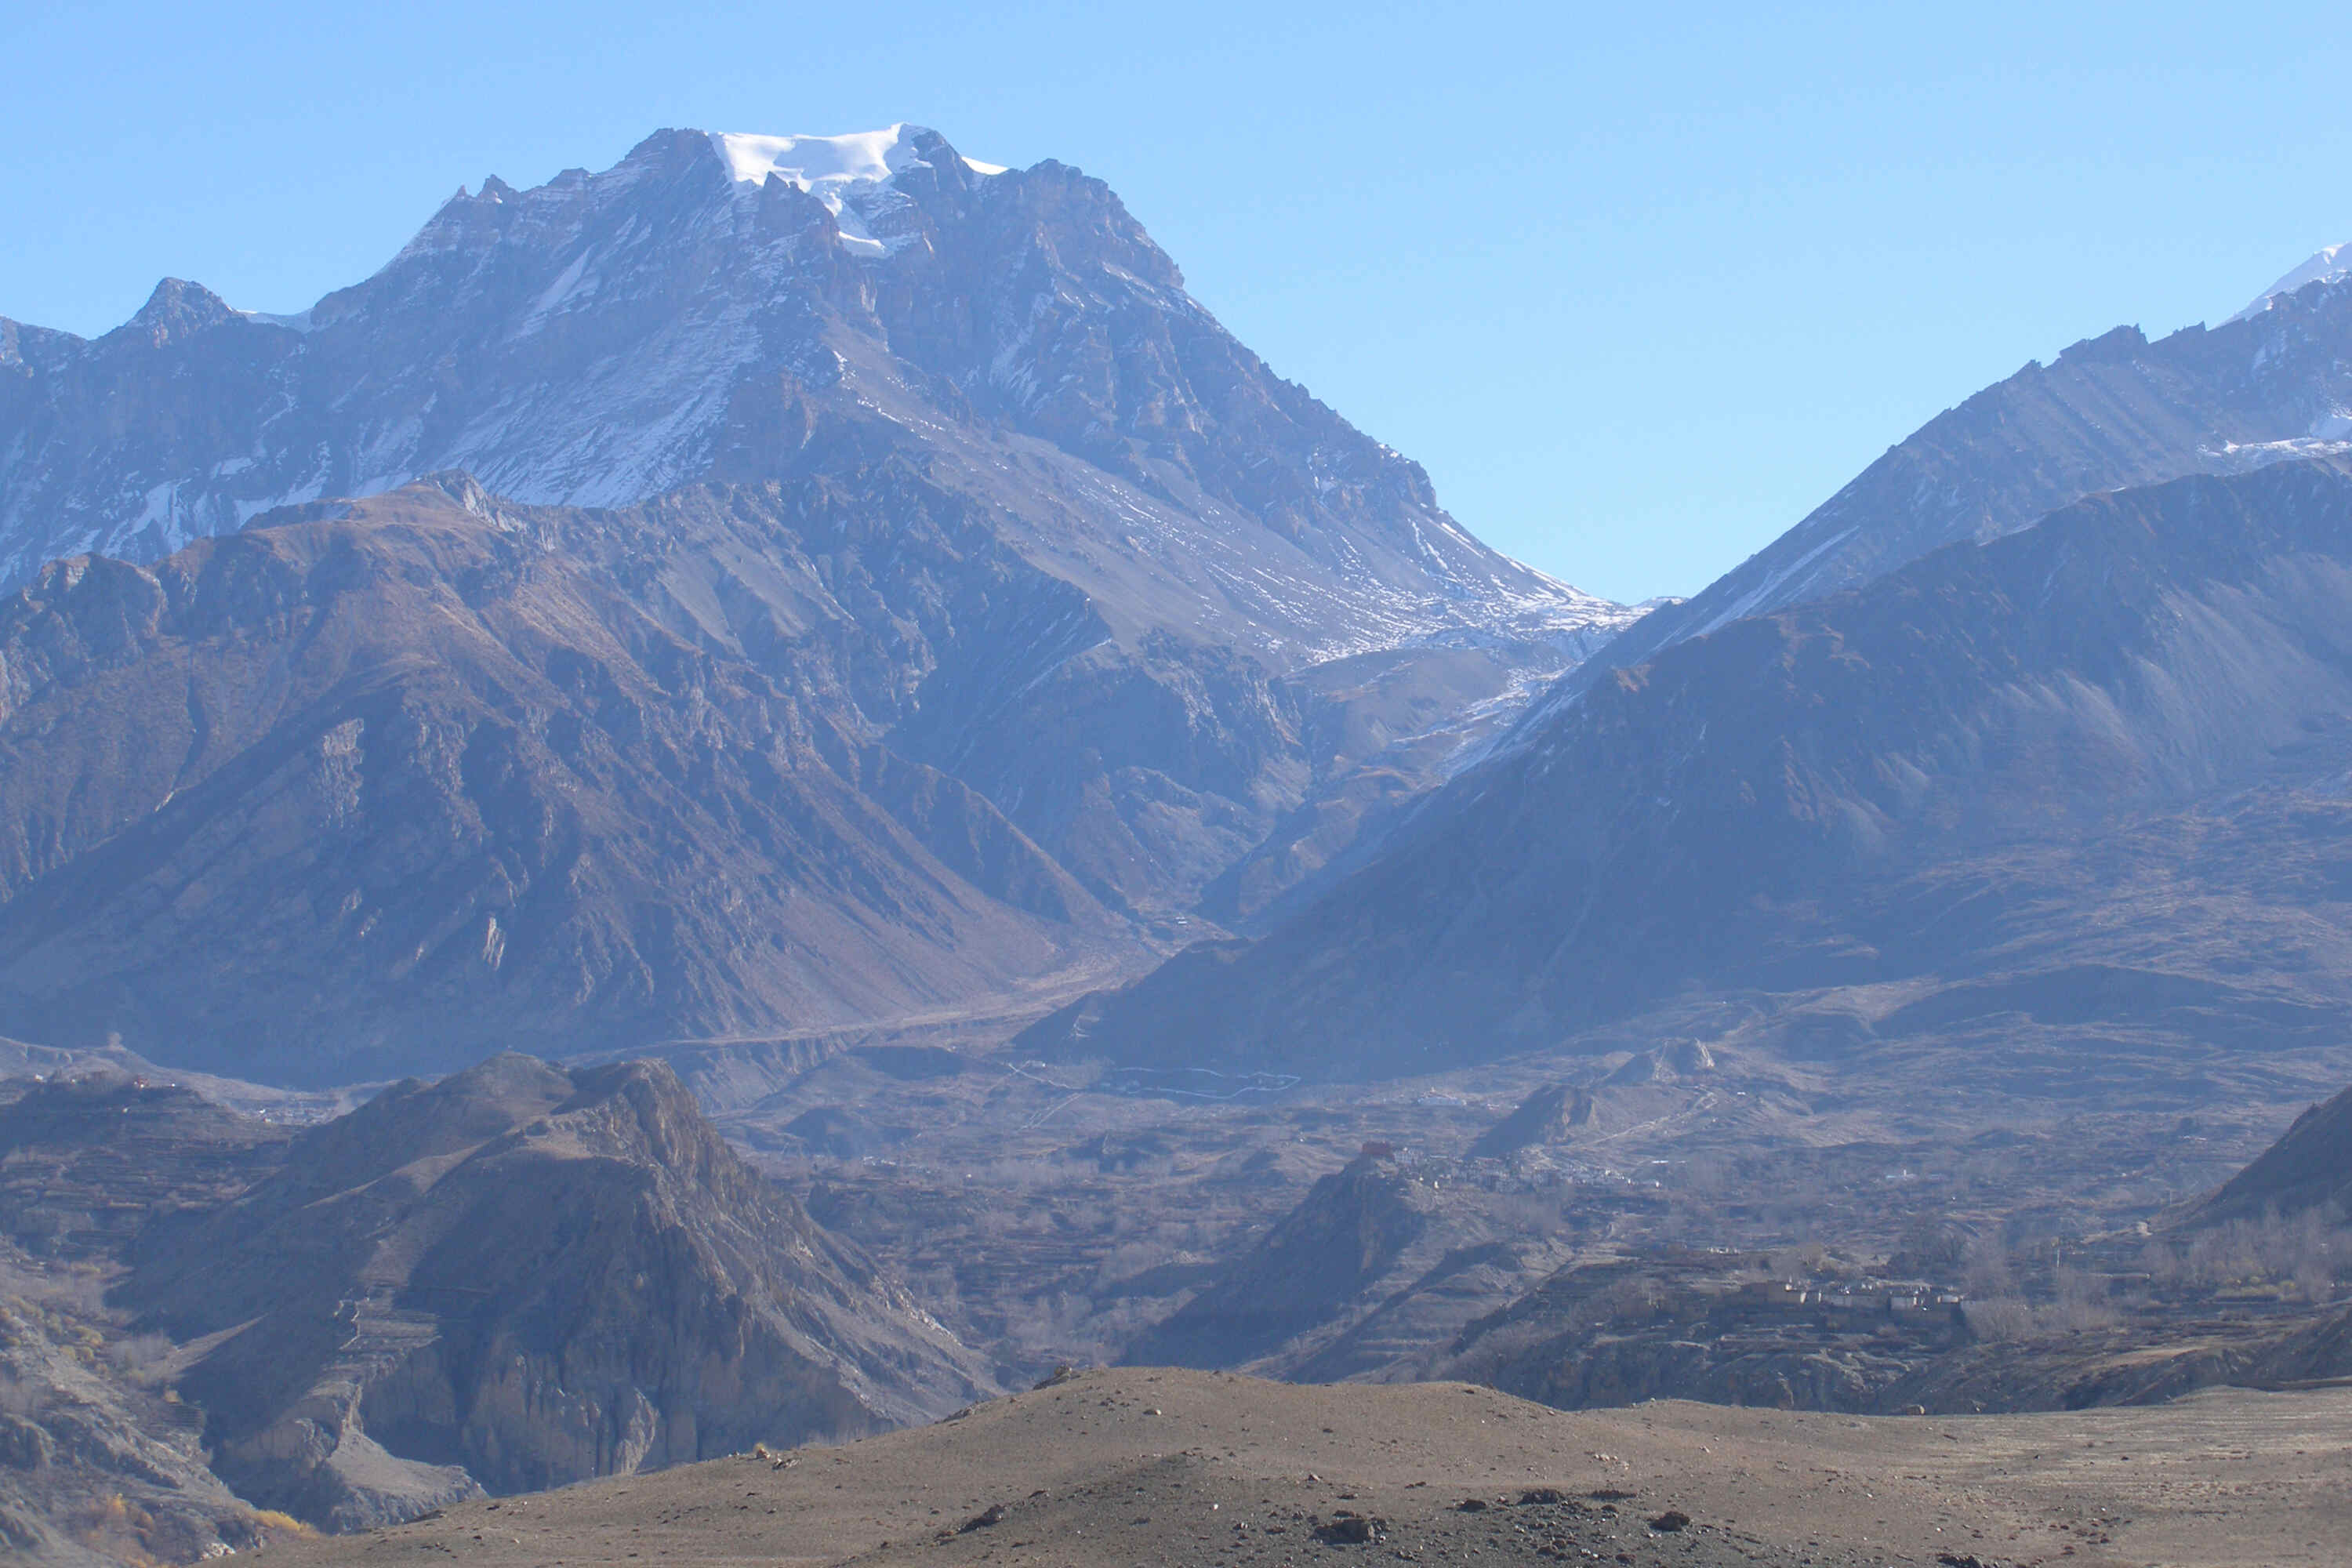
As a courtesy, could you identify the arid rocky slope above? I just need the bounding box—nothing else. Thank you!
[1036,457,2352,1083]
[0,477,1126,1080]
[0,1237,289,1568]
[2193,1078,2352,1224]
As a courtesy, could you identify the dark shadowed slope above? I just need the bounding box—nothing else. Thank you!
[117,1054,991,1530]
[1031,458,2352,1080]
[2194,1080,2352,1224]
[0,1073,289,1259]
[0,477,1116,1082]
[1120,1152,1432,1369]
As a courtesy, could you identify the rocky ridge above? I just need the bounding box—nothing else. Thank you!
[2191,1079,2352,1225]
[1536,268,2352,724]
[115,1053,993,1529]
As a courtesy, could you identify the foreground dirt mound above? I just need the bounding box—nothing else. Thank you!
[273,1367,2352,1568]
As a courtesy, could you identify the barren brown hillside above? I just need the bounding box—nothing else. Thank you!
[274,1368,2352,1568]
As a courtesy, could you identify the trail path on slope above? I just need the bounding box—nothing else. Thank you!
[275,1369,2350,1568]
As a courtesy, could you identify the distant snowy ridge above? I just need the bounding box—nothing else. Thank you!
[2230,241,2350,324]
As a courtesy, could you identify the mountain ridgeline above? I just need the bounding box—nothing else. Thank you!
[1539,266,2352,711]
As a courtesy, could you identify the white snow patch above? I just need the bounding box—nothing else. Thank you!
[2230,241,2351,324]
[2198,435,2352,472]
[515,250,595,337]
[240,309,317,333]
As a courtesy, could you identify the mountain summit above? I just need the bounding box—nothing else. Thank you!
[0,126,1636,1073]
[0,121,1617,656]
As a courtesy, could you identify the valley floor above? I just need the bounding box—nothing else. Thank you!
[270,1368,2352,1568]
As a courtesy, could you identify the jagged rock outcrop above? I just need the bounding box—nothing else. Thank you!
[1604,1040,1715,1087]
[118,1054,993,1530]
[1120,1152,1574,1381]
[1122,1153,1432,1370]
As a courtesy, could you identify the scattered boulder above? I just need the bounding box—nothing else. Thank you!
[1313,1513,1381,1544]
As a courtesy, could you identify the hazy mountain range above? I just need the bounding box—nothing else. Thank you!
[5,120,2352,1566]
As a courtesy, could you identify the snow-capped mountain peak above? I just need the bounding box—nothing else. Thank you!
[706,125,1007,191]
[702,125,1007,258]
[2230,241,2350,324]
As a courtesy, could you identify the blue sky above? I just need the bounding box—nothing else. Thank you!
[4,2,2346,601]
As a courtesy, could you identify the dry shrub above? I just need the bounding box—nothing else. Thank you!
[1962,1297,2037,1342]
[248,1508,317,1538]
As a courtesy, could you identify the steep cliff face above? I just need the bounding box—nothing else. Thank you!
[119,1054,991,1529]
[1036,458,2352,1079]
[0,477,1114,1081]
